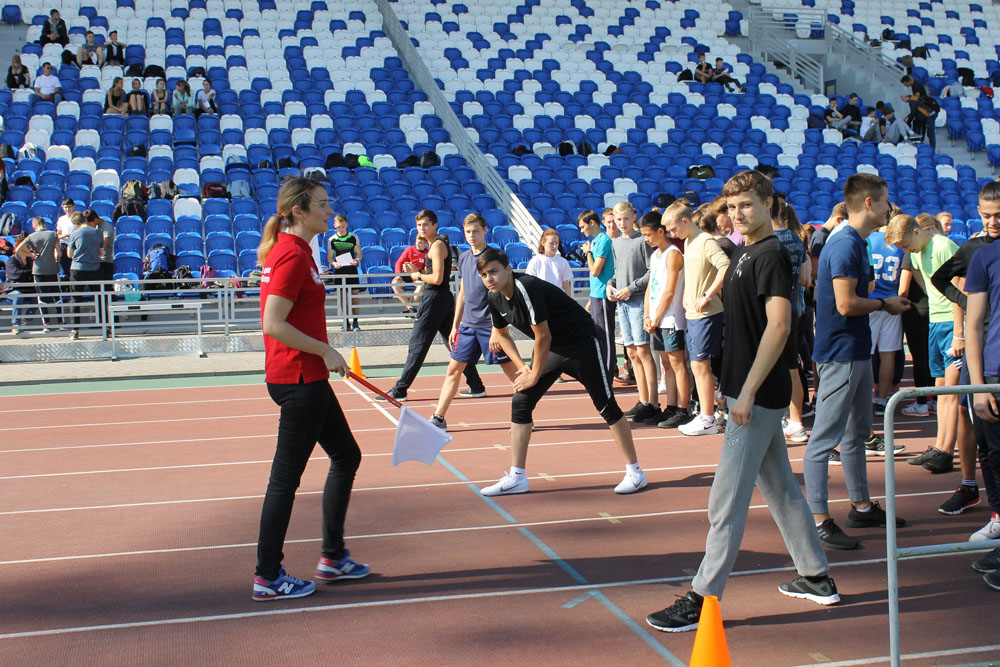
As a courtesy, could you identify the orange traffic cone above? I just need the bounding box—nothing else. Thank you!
[689,595,730,667]
[348,347,365,379]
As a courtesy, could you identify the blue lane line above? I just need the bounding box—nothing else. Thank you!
[436,455,683,666]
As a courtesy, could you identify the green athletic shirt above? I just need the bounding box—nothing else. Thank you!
[910,234,958,323]
[328,232,358,258]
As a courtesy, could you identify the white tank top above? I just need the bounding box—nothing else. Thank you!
[648,244,686,331]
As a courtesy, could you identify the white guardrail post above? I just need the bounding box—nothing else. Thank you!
[883,384,1000,666]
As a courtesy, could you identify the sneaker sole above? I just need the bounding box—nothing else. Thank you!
[680,427,719,436]
[985,574,1000,591]
[316,571,371,582]
[645,617,698,633]
[820,538,859,550]
[972,559,1000,574]
[252,587,316,601]
[938,497,981,515]
[785,434,808,443]
[614,480,648,494]
[778,586,840,605]
[459,393,487,399]
[480,486,529,497]
[970,532,1000,542]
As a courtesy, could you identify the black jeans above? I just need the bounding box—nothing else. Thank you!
[33,274,62,325]
[69,268,100,327]
[972,377,1000,514]
[392,288,483,395]
[902,305,932,404]
[256,380,362,580]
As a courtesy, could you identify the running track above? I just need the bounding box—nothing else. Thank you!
[1,372,998,666]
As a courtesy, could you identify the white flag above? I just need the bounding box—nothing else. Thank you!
[392,405,454,466]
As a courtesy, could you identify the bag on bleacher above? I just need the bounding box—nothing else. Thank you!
[202,182,229,199]
[0,212,20,236]
[228,178,251,199]
[143,64,165,79]
[225,154,249,172]
[173,264,196,288]
[0,143,15,159]
[807,113,826,129]
[61,49,75,66]
[325,152,345,169]
[121,179,146,201]
[143,268,172,291]
[113,199,146,222]
[18,143,37,160]
[687,165,715,179]
[396,154,420,168]
[0,236,13,255]
[126,63,143,77]
[113,278,142,301]
[144,243,170,273]
[128,145,146,157]
[245,269,263,287]
[149,179,178,200]
[198,264,217,288]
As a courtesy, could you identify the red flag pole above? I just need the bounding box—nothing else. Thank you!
[345,371,402,408]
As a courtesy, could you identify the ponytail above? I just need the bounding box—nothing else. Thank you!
[257,214,283,266]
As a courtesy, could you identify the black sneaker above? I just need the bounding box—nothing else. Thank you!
[623,401,643,418]
[845,501,905,528]
[658,408,694,429]
[817,518,859,550]
[374,388,407,402]
[614,371,636,386]
[778,576,841,605]
[972,548,1000,573]
[938,484,981,515]
[430,414,447,431]
[908,446,936,466]
[631,402,659,423]
[922,448,954,474]
[865,434,906,457]
[642,409,666,425]
[828,449,842,465]
[985,570,1000,591]
[645,591,703,633]
[459,388,487,398]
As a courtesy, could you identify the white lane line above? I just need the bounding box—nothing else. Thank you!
[0,553,973,641]
[790,644,1000,666]
[0,489,954,564]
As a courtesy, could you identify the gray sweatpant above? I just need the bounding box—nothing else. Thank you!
[692,402,829,598]
[804,359,873,515]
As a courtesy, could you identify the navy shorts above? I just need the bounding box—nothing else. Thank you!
[653,327,685,352]
[451,325,510,365]
[686,312,724,361]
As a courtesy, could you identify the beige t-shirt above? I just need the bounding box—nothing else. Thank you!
[682,230,730,320]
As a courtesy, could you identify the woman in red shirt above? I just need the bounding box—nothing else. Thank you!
[252,177,370,601]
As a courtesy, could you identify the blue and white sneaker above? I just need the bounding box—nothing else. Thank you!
[315,549,371,582]
[252,566,316,601]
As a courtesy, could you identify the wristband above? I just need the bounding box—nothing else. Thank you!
[877,297,885,311]
[954,336,965,340]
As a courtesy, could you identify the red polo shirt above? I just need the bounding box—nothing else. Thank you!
[260,233,329,384]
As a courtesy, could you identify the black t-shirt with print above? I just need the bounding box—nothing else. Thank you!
[719,234,793,409]
[488,274,595,356]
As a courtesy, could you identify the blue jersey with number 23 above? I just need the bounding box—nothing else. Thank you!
[868,230,905,299]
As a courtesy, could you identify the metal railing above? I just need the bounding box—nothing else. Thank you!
[374,0,543,250]
[825,20,906,83]
[883,385,1000,667]
[746,7,826,92]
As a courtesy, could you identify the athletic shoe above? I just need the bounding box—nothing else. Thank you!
[938,484,981,515]
[865,434,905,457]
[631,402,659,423]
[315,549,371,582]
[908,446,936,466]
[613,469,647,494]
[614,371,636,386]
[481,471,529,496]
[783,422,808,443]
[927,398,937,413]
[971,548,1000,573]
[873,397,888,414]
[351,319,360,331]
[828,449,842,465]
[252,566,316,601]
[10,328,20,336]
[41,327,50,334]
[623,401,643,418]
[430,414,447,431]
[845,501,906,528]
[922,448,954,474]
[817,518,859,549]
[645,592,704,633]
[658,409,694,429]
[801,402,816,418]
[970,513,1000,542]
[778,576,841,605]
[641,409,666,425]
[459,388,487,398]
[69,329,79,340]
[984,570,1000,591]
[679,413,719,436]
[374,388,407,402]
[901,401,929,417]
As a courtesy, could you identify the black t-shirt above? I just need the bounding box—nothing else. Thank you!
[422,234,451,292]
[719,234,793,409]
[931,234,996,310]
[716,236,737,259]
[841,103,861,122]
[823,107,841,121]
[488,274,596,356]
[910,81,927,100]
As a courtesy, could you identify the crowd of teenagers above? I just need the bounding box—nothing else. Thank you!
[250,172,1000,634]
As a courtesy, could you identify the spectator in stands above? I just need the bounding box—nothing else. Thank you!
[38,9,68,47]
[87,209,114,283]
[900,74,928,127]
[391,235,427,312]
[55,198,75,276]
[824,97,851,131]
[6,54,30,89]
[126,78,149,116]
[150,79,169,114]
[66,211,104,340]
[103,30,124,67]
[694,52,713,84]
[880,107,915,144]
[4,232,37,335]
[378,209,485,402]
[859,107,883,142]
[32,62,60,103]
[526,228,573,295]
[252,176,368,602]
[83,30,103,65]
[172,80,192,115]
[712,57,741,92]
[943,80,965,98]
[578,209,618,382]
[327,214,362,331]
[840,93,862,131]
[18,217,62,331]
[936,211,954,235]
[195,79,218,116]
[104,77,127,115]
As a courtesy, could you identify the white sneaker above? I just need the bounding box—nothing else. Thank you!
[614,469,647,494]
[480,471,529,496]
[970,513,1000,542]
[679,413,718,436]
[783,423,808,443]
[901,401,929,417]
[657,378,667,394]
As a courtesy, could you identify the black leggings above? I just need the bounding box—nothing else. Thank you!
[902,306,933,403]
[589,296,617,379]
[973,377,1000,514]
[511,337,624,425]
[256,380,362,580]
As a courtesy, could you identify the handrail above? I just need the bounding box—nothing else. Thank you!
[883,385,1000,667]
[746,6,825,92]
[826,20,906,82]
[374,0,542,249]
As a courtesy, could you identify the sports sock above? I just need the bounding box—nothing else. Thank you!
[855,504,872,513]
[626,462,642,475]
[804,574,829,584]
[962,479,977,488]
[786,420,802,431]
[510,466,526,476]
